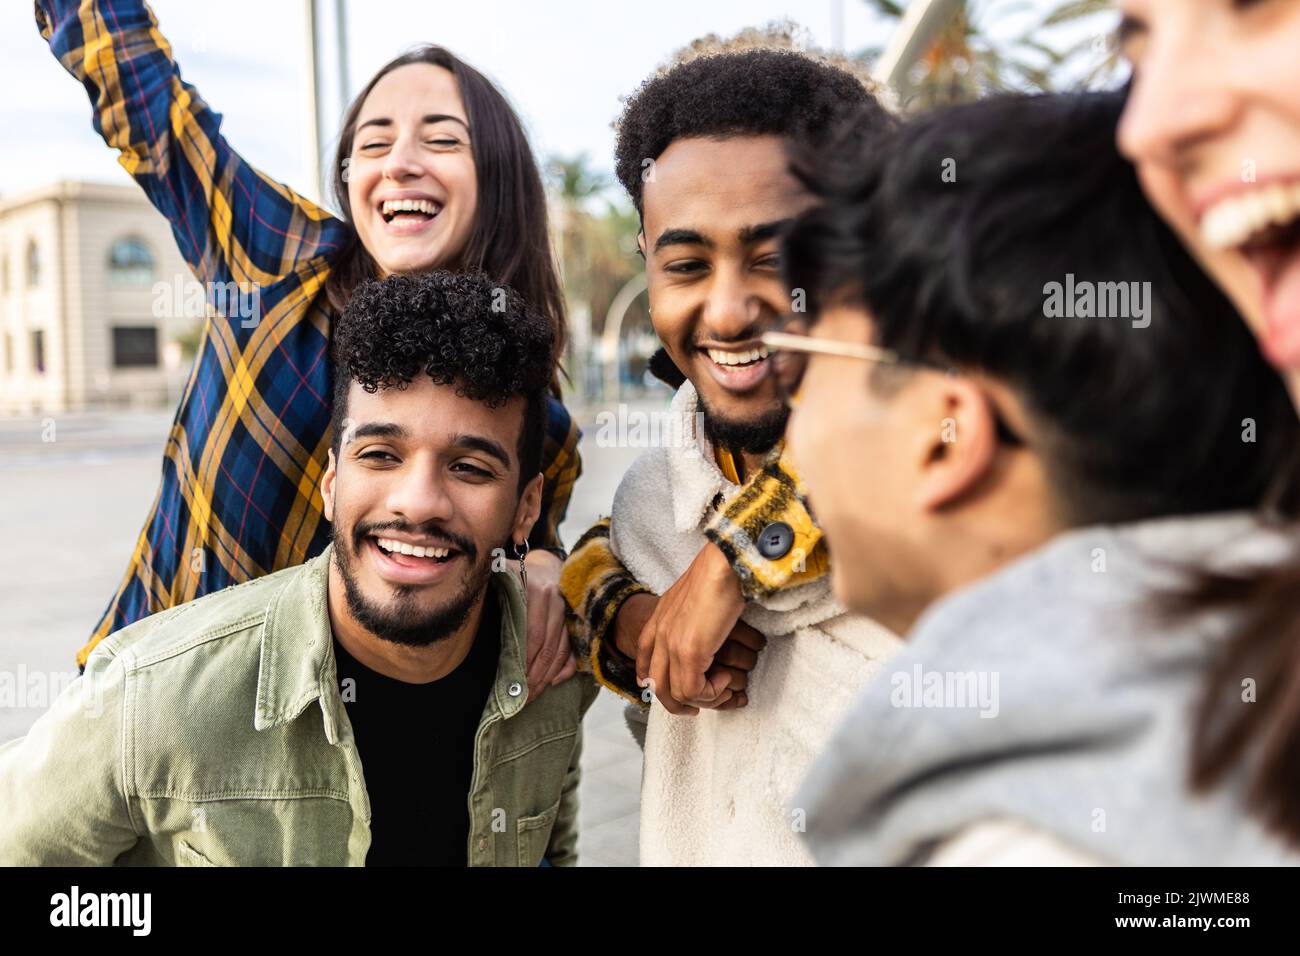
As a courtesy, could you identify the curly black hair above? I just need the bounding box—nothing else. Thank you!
[614,48,889,216]
[330,271,554,488]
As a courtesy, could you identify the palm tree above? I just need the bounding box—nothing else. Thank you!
[1034,0,1125,90]
[861,0,1122,109]
[545,153,642,325]
[545,154,650,400]
[547,154,610,211]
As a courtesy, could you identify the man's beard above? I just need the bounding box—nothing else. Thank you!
[331,519,495,648]
[698,394,790,456]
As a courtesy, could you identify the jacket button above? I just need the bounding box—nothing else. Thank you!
[757,521,794,559]
[478,837,488,851]
[508,681,523,697]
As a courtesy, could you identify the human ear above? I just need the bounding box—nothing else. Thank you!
[914,377,999,512]
[322,448,338,523]
[511,473,544,546]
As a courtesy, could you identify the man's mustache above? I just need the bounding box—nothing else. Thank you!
[691,328,767,350]
[352,520,478,562]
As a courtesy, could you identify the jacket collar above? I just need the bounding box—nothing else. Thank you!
[254,543,531,742]
[665,380,783,534]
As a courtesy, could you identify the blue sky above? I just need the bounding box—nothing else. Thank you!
[0,0,1118,212]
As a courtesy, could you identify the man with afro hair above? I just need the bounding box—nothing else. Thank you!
[0,271,597,866]
[560,34,901,865]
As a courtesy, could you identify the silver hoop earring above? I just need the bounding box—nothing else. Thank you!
[513,540,530,590]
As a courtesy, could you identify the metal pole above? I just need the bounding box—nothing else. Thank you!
[335,0,350,117]
[303,0,323,204]
[601,272,649,403]
[871,0,961,95]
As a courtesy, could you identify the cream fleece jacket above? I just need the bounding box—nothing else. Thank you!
[609,382,902,866]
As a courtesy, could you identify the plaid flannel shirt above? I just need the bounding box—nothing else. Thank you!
[561,443,828,704]
[38,0,581,668]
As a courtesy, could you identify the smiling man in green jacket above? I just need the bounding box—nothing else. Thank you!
[0,272,597,866]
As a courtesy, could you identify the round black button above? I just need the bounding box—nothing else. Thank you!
[757,521,794,559]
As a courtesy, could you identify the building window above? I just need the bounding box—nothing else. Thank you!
[111,326,159,368]
[107,236,155,286]
[26,240,40,288]
[31,329,45,374]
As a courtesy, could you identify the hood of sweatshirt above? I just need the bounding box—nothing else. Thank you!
[796,511,1300,866]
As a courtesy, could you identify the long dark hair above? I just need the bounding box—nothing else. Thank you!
[1170,523,1300,844]
[323,45,566,394]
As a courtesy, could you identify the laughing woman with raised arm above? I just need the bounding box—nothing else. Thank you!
[36,0,581,695]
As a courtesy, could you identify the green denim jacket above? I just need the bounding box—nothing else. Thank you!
[0,545,598,866]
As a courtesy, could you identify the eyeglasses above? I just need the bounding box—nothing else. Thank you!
[760,313,943,403]
[760,315,1026,447]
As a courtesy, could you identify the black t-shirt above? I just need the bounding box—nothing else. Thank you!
[333,591,501,866]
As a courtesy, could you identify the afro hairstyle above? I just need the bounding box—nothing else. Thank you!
[330,271,554,490]
[614,46,890,216]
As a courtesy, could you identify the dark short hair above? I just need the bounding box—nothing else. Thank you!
[614,48,891,216]
[330,271,554,491]
[783,90,1299,526]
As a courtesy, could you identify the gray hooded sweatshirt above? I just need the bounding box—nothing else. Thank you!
[796,511,1300,866]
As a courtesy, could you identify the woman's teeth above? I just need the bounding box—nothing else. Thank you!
[380,198,442,222]
[375,537,450,559]
[1202,182,1300,251]
[706,346,770,367]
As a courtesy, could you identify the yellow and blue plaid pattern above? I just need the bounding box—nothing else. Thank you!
[38,0,581,667]
[560,444,827,703]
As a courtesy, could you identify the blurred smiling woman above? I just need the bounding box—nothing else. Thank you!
[1116,0,1300,848]
[37,0,579,694]
[1117,0,1300,383]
